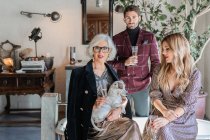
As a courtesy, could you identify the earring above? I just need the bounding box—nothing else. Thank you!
[106,53,110,61]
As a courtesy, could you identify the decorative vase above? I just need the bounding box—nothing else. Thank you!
[195,92,208,119]
[44,57,54,70]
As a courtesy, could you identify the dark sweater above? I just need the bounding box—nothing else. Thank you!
[127,26,140,46]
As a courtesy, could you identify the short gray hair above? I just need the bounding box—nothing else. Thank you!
[87,34,117,60]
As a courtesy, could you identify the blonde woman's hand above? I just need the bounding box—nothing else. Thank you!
[162,109,178,122]
[106,107,122,121]
[152,117,170,130]
[93,97,106,110]
[124,56,138,66]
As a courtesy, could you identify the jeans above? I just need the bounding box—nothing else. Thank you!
[127,86,150,117]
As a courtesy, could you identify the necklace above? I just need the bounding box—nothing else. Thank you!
[93,62,106,77]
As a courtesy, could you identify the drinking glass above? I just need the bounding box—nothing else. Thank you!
[131,46,138,56]
[70,46,76,65]
[101,88,108,97]
[131,46,138,73]
[98,88,108,97]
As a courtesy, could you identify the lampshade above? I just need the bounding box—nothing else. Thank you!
[96,0,103,7]
[46,11,61,22]
[2,57,14,72]
[114,4,124,13]
[2,58,14,67]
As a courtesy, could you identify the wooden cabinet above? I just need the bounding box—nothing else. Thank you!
[0,74,44,94]
[87,14,109,42]
[0,71,54,95]
[0,78,15,88]
[0,69,55,113]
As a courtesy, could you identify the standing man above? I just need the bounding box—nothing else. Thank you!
[109,5,160,117]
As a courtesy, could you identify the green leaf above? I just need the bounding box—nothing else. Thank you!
[188,0,193,5]
[157,9,162,13]
[164,2,176,12]
[153,29,159,34]
[161,23,168,26]
[169,6,176,12]
[158,14,167,21]
[177,4,185,13]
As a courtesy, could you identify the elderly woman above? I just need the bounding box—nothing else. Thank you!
[143,33,202,140]
[65,34,141,140]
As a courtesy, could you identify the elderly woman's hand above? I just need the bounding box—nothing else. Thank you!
[93,97,106,110]
[106,107,122,121]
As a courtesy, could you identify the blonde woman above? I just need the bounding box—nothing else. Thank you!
[143,33,202,140]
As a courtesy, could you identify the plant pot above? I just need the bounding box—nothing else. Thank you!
[195,92,208,119]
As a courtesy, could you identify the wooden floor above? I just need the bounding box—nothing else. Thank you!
[0,110,65,140]
[0,112,41,140]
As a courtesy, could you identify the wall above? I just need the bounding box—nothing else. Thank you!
[0,0,82,110]
[203,13,210,119]
[113,12,125,35]
[195,12,210,119]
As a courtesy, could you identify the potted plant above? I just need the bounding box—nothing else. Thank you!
[114,0,210,119]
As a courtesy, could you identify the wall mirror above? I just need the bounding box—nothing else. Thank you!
[81,0,113,44]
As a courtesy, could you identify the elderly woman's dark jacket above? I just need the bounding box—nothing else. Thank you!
[65,60,132,140]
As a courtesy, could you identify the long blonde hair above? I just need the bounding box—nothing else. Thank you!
[158,33,194,92]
